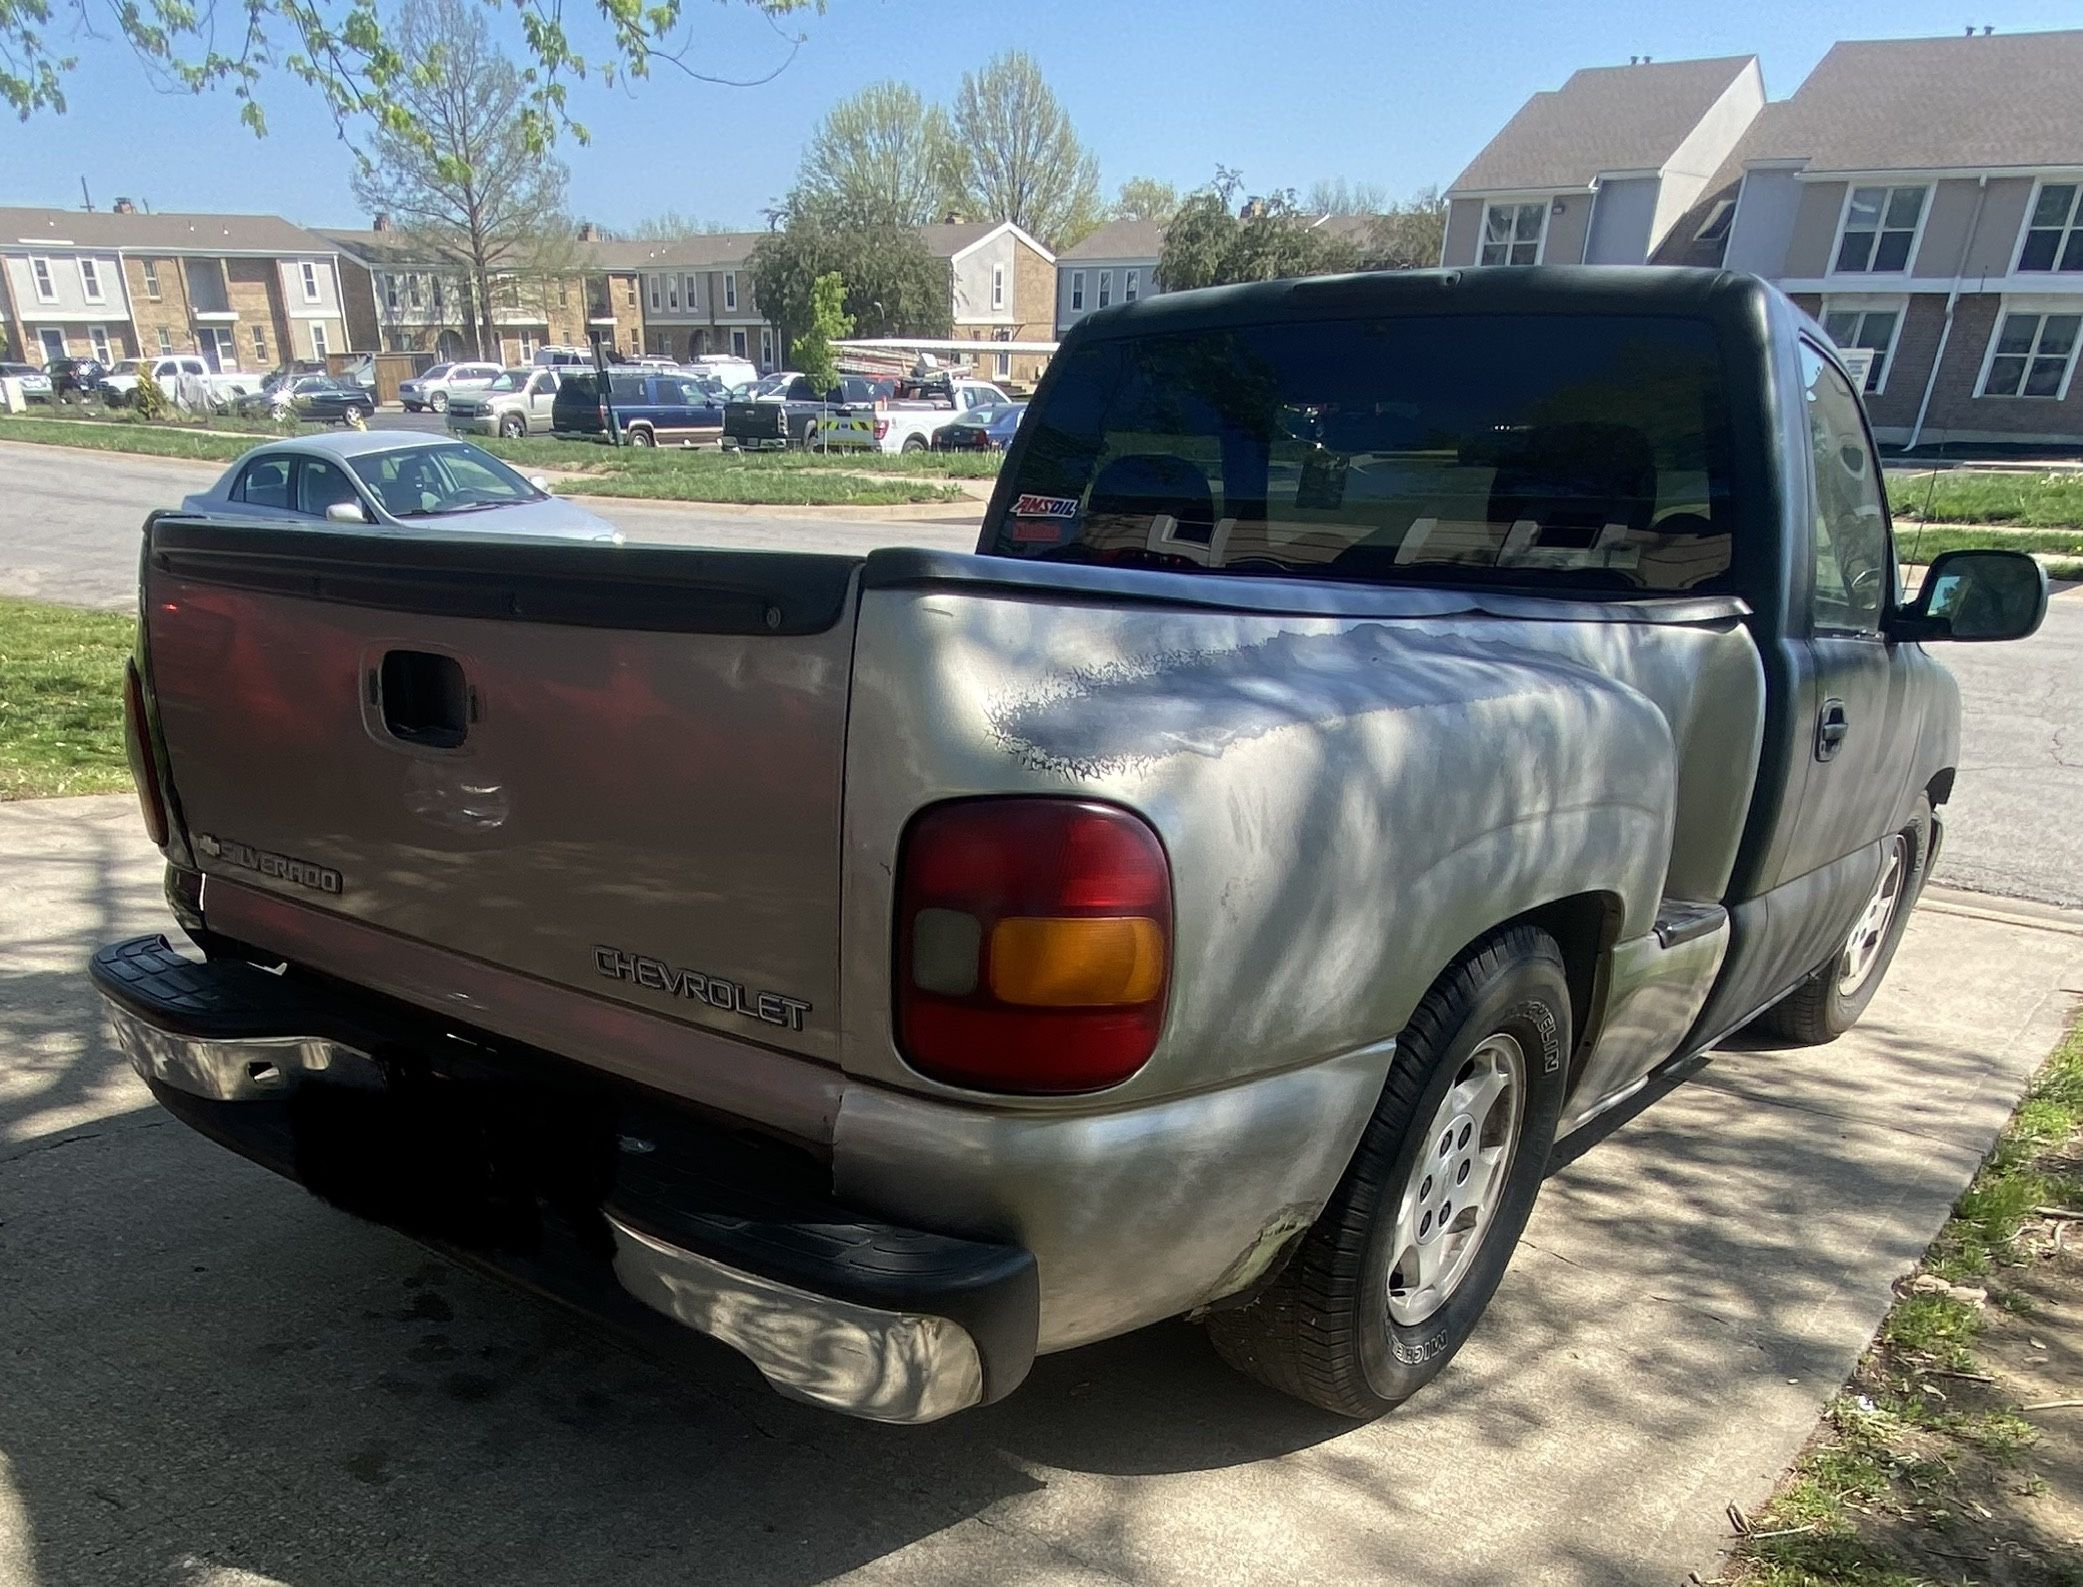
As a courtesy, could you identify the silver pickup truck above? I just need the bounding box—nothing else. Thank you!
[97,268,2046,1424]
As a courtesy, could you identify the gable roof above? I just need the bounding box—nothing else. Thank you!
[1732,30,2083,173]
[0,206,338,256]
[1449,55,1757,193]
[1061,219,1168,261]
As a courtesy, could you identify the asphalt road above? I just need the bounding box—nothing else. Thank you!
[4,794,2079,1587]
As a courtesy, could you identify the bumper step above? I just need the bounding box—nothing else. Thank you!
[93,934,1039,1421]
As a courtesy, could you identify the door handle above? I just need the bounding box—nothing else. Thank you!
[1816,697,1850,761]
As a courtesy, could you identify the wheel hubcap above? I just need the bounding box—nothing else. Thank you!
[1386,1032,1526,1327]
[1838,835,1909,996]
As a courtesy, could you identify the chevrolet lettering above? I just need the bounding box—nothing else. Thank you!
[593,945,811,1032]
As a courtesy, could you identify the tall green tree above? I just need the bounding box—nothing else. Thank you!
[792,271,854,391]
[350,0,576,359]
[944,49,1102,249]
[1156,170,1359,292]
[1112,177,1181,224]
[749,214,950,363]
[1,0,821,149]
[793,80,955,228]
[1303,177,1392,215]
[1357,186,1449,269]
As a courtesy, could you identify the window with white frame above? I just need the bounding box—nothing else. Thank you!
[1125,268,1140,303]
[310,322,330,359]
[1098,269,1112,308]
[142,259,161,299]
[1821,303,1903,394]
[724,272,738,311]
[156,327,173,355]
[1694,197,1737,246]
[1979,309,2081,398]
[89,325,111,362]
[1479,201,1547,265]
[384,273,400,311]
[991,262,1005,310]
[1833,185,1926,273]
[667,275,679,312]
[252,324,268,363]
[1070,270,1085,311]
[408,274,424,308]
[2017,182,2083,273]
[760,327,774,368]
[79,258,104,302]
[649,275,661,312]
[300,260,321,302]
[731,327,747,358]
[30,258,55,302]
[684,273,699,310]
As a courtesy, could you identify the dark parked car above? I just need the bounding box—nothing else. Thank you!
[236,374,375,426]
[933,401,1027,451]
[550,370,725,446]
[45,357,110,402]
[723,373,892,450]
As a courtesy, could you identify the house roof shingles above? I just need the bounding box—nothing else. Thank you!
[1449,55,1757,194]
[1735,30,2083,173]
[1059,220,1169,262]
[0,206,338,255]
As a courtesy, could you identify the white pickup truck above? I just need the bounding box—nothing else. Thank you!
[101,355,264,406]
[807,377,1012,453]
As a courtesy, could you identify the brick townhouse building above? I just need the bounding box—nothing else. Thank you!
[0,203,351,371]
[1447,29,2083,448]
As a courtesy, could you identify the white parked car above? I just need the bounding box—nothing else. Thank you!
[0,361,52,400]
[101,356,262,406]
[689,353,759,389]
[397,361,501,413]
[178,431,621,541]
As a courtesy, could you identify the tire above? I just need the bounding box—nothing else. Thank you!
[901,434,927,453]
[1752,798,1930,1045]
[626,426,655,448]
[1207,926,1571,1417]
[500,414,526,439]
[346,404,370,424]
[403,402,422,413]
[431,392,448,413]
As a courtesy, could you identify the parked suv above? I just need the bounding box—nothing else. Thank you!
[398,361,501,413]
[447,367,562,438]
[44,356,110,402]
[550,370,724,446]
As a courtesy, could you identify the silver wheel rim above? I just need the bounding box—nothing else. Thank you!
[1838,835,1909,996]
[1386,1032,1526,1327]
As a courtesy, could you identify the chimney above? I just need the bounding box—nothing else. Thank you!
[112,197,135,214]
[1239,196,1266,221]
[372,212,390,232]
[1983,24,1994,34]
[1965,24,1974,35]
[577,221,600,242]
[941,209,968,225]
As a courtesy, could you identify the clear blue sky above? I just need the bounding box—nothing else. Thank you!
[6,0,2081,232]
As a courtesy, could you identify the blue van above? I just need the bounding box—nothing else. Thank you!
[551,370,726,446]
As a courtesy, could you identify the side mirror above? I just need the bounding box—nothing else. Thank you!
[529,474,549,491]
[325,500,371,525]
[1894,548,2048,643]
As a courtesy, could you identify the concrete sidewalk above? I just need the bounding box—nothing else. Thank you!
[2,795,2080,1587]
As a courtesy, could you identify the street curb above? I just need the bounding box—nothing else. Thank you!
[1921,884,2083,936]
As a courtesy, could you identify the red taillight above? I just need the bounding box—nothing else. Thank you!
[598,402,609,422]
[123,659,169,847]
[873,417,889,440]
[895,799,1171,1093]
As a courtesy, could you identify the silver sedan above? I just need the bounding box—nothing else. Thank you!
[179,431,620,541]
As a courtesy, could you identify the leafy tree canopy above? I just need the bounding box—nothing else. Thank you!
[792,271,853,391]
[944,49,1101,250]
[792,79,955,229]
[749,212,950,366]
[0,0,820,157]
[1111,176,1181,224]
[1156,169,1358,293]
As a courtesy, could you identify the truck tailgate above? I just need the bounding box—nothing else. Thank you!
[144,520,859,1064]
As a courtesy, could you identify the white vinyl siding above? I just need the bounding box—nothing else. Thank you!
[1832,185,1927,274]
[1479,201,1546,265]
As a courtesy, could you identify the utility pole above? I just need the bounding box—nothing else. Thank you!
[80,177,94,212]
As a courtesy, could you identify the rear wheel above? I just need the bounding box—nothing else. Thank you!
[1753,799,1929,1045]
[626,426,655,448]
[430,392,448,413]
[901,434,927,453]
[1206,926,1570,1417]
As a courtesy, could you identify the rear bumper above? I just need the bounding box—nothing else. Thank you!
[92,934,1037,1423]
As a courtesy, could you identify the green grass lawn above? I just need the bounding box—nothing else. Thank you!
[1890,467,2083,531]
[0,597,135,800]
[0,413,261,463]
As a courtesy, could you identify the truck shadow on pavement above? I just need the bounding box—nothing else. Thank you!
[0,803,2063,1586]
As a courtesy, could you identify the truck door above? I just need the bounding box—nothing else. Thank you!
[1779,340,1921,883]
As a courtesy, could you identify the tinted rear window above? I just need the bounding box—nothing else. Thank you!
[989,314,1735,594]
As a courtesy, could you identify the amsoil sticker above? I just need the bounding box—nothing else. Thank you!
[1011,493,1080,520]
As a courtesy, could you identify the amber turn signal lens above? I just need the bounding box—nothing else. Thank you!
[988,916,1165,1006]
